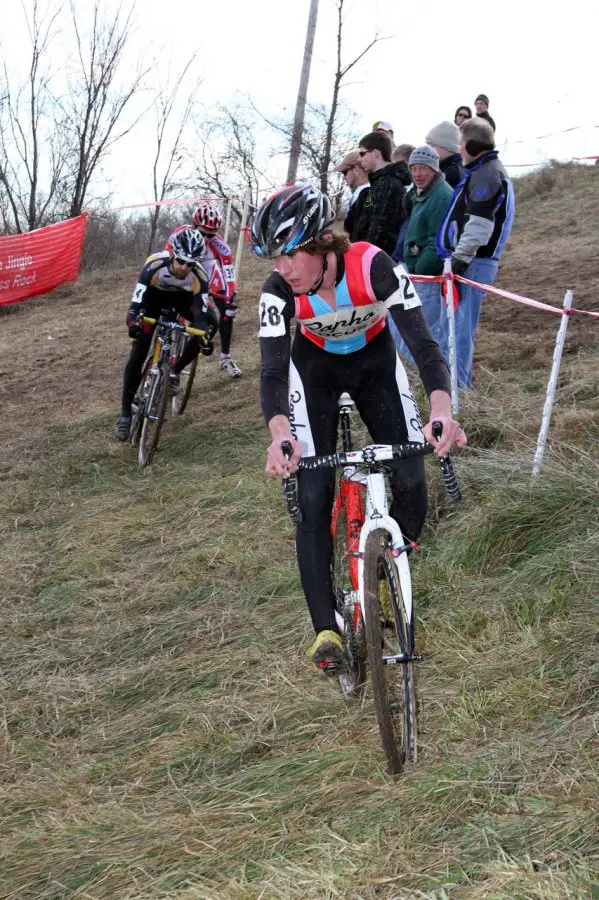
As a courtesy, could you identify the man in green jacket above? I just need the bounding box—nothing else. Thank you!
[403,146,453,348]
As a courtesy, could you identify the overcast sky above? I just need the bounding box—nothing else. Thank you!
[4,0,597,206]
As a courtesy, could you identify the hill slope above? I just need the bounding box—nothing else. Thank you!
[0,165,597,899]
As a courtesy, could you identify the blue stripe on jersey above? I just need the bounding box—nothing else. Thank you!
[305,272,371,353]
[335,273,353,308]
[307,294,332,316]
[324,332,367,354]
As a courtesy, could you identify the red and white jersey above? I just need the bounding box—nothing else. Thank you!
[166,226,235,300]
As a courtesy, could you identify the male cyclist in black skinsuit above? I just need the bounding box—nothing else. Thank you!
[252,183,467,672]
[114,227,217,441]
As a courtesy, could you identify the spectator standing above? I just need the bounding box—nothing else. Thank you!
[474,94,496,131]
[334,150,370,241]
[353,131,407,256]
[425,121,465,188]
[454,106,472,126]
[372,119,395,147]
[390,144,415,263]
[390,146,453,359]
[391,144,414,187]
[437,118,514,387]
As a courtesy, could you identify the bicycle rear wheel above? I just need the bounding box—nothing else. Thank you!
[138,363,169,467]
[171,333,198,416]
[363,528,418,774]
[331,490,366,696]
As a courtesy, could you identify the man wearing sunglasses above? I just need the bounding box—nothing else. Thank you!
[333,149,370,241]
[351,131,409,257]
[114,227,217,441]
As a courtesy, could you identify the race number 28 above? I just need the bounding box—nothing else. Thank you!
[258,293,286,337]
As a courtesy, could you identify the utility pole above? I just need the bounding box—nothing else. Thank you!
[286,0,319,184]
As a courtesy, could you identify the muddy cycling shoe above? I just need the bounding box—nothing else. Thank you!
[220,356,242,378]
[114,415,131,442]
[307,629,344,675]
[169,372,180,395]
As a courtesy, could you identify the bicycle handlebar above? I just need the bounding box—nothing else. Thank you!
[142,316,207,337]
[281,438,461,524]
[281,441,302,524]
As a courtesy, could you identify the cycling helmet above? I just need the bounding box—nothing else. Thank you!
[193,202,223,234]
[250,182,334,258]
[170,227,206,263]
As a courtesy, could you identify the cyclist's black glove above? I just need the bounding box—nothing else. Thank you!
[450,255,469,277]
[126,308,144,339]
[199,335,214,356]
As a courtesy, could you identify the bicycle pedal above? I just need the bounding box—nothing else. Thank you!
[317,657,340,675]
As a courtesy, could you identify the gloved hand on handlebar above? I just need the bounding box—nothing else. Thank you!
[199,334,214,356]
[126,308,145,339]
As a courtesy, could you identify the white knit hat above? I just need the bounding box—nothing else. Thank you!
[425,121,460,153]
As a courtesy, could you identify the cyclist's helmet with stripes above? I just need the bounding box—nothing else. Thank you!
[250,182,334,258]
[170,227,206,263]
[193,202,222,234]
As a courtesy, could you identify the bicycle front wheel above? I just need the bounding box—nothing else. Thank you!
[363,528,418,774]
[138,363,169,467]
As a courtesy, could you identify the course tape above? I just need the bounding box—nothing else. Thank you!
[409,272,599,319]
[108,195,244,212]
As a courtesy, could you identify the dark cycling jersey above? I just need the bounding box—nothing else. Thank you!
[129,250,209,312]
[166,228,236,301]
[259,242,450,425]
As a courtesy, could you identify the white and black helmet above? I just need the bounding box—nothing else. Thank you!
[170,227,206,263]
[250,182,334,258]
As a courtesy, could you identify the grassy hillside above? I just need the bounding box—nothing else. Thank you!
[0,164,597,899]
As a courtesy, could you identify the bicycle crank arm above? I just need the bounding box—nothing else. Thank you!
[382,653,424,665]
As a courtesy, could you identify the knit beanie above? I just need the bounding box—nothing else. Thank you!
[408,145,440,172]
[425,121,460,153]
[475,93,490,105]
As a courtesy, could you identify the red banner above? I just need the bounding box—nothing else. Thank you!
[0,214,88,307]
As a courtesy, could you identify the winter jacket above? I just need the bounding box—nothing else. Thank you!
[394,160,413,187]
[344,183,370,240]
[403,175,453,275]
[352,162,407,256]
[477,110,496,132]
[440,153,464,189]
[437,150,514,263]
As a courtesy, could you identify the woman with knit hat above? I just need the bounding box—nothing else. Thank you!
[425,121,464,188]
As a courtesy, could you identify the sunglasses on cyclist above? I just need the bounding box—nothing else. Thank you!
[174,257,193,267]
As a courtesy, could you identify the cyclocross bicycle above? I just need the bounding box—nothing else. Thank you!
[283,393,461,775]
[129,311,209,467]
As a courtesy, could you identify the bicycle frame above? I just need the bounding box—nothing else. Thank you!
[331,396,415,649]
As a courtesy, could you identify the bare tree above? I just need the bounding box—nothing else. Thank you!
[191,104,278,224]
[253,0,381,194]
[0,0,65,232]
[146,58,199,254]
[323,0,380,192]
[62,0,147,218]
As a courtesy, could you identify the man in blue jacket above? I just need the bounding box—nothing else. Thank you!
[437,118,514,388]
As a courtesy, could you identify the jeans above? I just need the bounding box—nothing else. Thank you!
[389,279,444,367]
[440,257,499,388]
